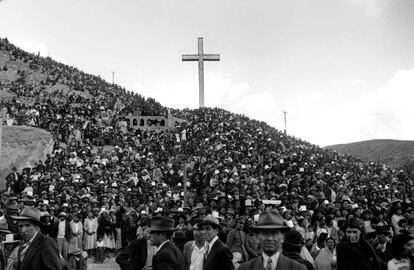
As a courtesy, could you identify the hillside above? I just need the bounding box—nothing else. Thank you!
[0,126,53,189]
[1,36,412,203]
[326,139,414,168]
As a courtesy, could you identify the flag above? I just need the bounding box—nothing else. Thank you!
[113,98,126,113]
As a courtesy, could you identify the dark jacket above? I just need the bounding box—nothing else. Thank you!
[239,254,307,270]
[203,238,234,270]
[153,241,187,270]
[283,250,315,270]
[16,232,62,270]
[116,238,148,270]
[337,239,386,270]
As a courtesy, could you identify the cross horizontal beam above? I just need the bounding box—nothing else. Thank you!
[182,54,220,61]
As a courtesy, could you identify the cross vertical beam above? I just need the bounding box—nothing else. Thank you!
[182,37,220,108]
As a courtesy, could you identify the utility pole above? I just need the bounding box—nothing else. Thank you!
[111,71,115,85]
[283,111,287,134]
[0,90,3,156]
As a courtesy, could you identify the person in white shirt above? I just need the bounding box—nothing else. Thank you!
[183,222,206,270]
[57,212,69,260]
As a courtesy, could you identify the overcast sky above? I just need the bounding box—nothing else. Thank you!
[0,0,413,146]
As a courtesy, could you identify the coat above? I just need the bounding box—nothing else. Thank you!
[226,229,249,261]
[336,239,386,270]
[203,238,234,270]
[183,240,194,269]
[15,232,62,270]
[239,254,307,270]
[116,238,148,270]
[153,241,187,270]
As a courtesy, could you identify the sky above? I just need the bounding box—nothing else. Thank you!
[0,0,413,147]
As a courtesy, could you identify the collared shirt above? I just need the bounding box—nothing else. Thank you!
[190,241,206,270]
[143,240,157,270]
[207,236,219,255]
[156,240,170,254]
[262,251,280,270]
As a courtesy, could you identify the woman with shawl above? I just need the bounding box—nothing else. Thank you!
[315,237,337,270]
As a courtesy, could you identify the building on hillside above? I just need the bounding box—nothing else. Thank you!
[125,110,187,130]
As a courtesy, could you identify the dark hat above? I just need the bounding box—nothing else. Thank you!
[172,231,186,241]
[11,206,42,225]
[283,229,304,247]
[70,247,83,256]
[199,216,222,230]
[250,211,289,232]
[150,216,176,232]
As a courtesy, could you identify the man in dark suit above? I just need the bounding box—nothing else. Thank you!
[239,212,306,270]
[11,206,62,270]
[199,215,234,270]
[150,215,187,270]
[0,220,12,270]
[116,226,156,270]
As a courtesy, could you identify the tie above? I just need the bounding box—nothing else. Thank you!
[266,258,273,270]
[19,242,29,262]
[204,244,210,261]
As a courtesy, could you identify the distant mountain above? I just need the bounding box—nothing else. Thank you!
[325,139,414,168]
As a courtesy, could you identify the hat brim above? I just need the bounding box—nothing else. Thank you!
[198,220,222,230]
[250,225,290,232]
[150,227,177,232]
[0,229,11,234]
[11,216,42,225]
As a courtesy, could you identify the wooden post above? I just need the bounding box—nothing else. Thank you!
[183,163,188,208]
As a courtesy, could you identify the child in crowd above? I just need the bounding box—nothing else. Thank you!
[95,236,105,263]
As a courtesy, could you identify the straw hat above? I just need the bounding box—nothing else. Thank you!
[198,215,222,230]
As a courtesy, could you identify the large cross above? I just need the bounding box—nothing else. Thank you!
[182,37,220,108]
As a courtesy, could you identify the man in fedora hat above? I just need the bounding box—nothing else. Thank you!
[239,212,306,270]
[150,216,187,270]
[0,220,12,270]
[199,215,234,270]
[10,206,62,270]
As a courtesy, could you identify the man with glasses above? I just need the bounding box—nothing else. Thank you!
[239,212,305,270]
[199,216,234,270]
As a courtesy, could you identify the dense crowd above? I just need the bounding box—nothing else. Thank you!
[0,37,413,270]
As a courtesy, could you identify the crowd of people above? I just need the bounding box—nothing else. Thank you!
[0,37,414,270]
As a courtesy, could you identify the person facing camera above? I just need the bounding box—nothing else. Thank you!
[336,218,385,270]
[239,211,306,270]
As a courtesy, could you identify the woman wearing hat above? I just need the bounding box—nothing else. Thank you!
[239,212,306,270]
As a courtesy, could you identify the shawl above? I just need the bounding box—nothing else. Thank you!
[315,247,336,270]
